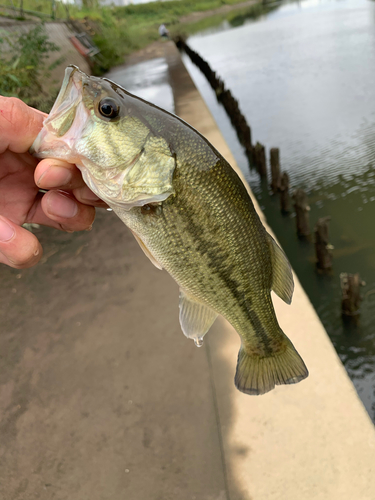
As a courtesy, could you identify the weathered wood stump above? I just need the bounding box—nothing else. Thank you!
[254,142,267,178]
[270,148,281,193]
[314,217,333,270]
[244,124,252,153]
[340,273,365,317]
[280,172,290,213]
[293,189,310,237]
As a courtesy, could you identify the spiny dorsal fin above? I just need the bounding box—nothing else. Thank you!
[179,290,218,346]
[131,231,163,270]
[267,234,294,305]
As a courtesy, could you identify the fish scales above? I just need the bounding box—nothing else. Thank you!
[120,162,269,331]
[115,131,281,357]
[31,66,308,395]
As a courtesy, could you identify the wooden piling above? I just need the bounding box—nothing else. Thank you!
[293,189,310,237]
[280,172,290,213]
[244,124,252,154]
[254,142,267,178]
[270,148,281,193]
[314,217,333,270]
[177,39,255,164]
[340,273,364,317]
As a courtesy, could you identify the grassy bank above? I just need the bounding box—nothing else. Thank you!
[0,0,270,108]
[0,24,63,112]
[7,0,262,72]
[77,0,260,72]
[174,1,278,39]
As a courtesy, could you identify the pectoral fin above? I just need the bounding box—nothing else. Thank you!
[179,290,218,347]
[267,235,294,304]
[131,231,162,270]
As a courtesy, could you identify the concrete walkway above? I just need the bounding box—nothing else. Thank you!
[0,42,374,500]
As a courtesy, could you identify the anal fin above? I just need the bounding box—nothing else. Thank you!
[179,290,218,347]
[267,234,294,304]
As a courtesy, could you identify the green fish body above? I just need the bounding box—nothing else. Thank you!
[31,66,308,395]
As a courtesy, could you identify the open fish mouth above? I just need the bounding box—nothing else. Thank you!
[30,66,90,160]
[43,66,83,134]
[31,65,177,208]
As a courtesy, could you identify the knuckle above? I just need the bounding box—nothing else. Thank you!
[0,97,24,125]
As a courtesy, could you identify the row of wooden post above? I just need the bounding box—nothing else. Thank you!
[261,146,363,320]
[176,39,363,321]
[175,38,253,154]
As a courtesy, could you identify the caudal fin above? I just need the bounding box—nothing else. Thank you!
[234,340,308,395]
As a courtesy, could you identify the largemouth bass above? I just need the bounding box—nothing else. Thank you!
[31,66,308,395]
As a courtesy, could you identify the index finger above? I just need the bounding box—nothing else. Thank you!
[0,97,47,155]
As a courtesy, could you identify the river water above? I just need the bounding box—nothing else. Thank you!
[182,0,375,421]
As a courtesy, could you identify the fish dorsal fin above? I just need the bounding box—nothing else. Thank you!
[267,235,294,304]
[179,290,218,346]
[131,231,163,270]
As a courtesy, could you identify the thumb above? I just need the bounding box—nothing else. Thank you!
[0,216,43,269]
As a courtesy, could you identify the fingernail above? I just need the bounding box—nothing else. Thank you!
[47,191,78,218]
[0,218,15,242]
[37,166,72,188]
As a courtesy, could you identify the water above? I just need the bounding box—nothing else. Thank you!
[106,57,174,114]
[194,337,204,347]
[183,0,375,421]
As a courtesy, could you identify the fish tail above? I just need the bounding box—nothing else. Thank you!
[234,338,308,396]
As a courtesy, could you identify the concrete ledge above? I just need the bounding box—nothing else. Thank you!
[165,41,375,500]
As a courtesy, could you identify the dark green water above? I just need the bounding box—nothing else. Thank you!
[183,0,375,421]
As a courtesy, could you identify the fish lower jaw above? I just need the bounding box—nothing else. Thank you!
[30,128,81,163]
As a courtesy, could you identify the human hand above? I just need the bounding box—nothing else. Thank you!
[0,96,106,269]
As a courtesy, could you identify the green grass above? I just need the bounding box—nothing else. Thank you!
[172,2,278,38]
[86,0,265,73]
[1,0,270,74]
[0,0,272,110]
[3,0,255,71]
[0,24,63,111]
[20,0,248,19]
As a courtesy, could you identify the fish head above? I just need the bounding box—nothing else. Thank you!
[31,65,176,208]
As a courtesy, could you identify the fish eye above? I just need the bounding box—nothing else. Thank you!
[98,98,119,119]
